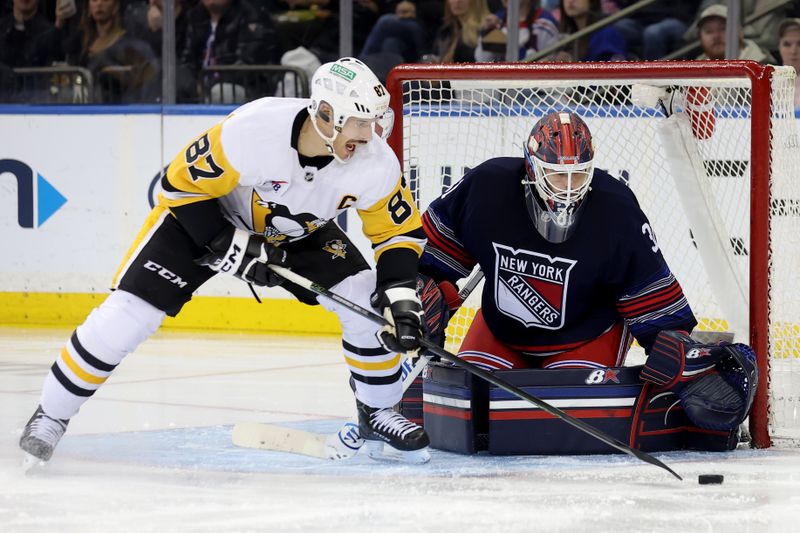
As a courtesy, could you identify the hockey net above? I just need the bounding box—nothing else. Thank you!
[386,62,800,448]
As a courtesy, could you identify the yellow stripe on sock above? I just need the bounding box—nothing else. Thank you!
[344,353,401,372]
[60,347,108,385]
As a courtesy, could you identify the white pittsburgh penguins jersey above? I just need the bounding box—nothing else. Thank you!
[158,97,423,259]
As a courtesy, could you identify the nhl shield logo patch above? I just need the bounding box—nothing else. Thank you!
[492,243,577,329]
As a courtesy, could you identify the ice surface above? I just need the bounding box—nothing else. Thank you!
[2,327,799,533]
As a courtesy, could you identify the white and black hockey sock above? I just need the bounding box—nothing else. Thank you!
[40,290,165,420]
[318,269,404,408]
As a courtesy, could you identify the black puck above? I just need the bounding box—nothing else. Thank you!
[698,474,724,484]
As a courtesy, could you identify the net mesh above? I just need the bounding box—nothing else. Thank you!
[397,65,800,443]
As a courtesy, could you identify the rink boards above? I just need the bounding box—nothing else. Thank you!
[2,106,799,341]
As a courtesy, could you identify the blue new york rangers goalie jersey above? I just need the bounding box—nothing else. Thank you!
[420,157,697,354]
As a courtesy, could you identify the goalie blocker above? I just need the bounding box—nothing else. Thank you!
[412,331,757,455]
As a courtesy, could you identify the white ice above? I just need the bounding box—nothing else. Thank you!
[2,327,799,533]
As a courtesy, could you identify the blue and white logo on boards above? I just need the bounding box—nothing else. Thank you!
[1,159,67,228]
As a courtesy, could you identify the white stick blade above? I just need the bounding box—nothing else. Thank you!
[232,422,327,459]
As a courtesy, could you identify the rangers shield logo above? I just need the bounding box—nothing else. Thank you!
[492,243,577,329]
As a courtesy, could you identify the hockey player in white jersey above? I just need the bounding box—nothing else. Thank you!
[19,57,431,465]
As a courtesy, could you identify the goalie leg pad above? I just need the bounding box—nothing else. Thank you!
[423,363,739,455]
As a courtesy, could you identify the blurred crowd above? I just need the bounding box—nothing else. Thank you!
[2,0,800,104]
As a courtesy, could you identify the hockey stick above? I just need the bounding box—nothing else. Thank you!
[458,267,484,300]
[233,270,485,459]
[232,353,431,459]
[268,264,683,480]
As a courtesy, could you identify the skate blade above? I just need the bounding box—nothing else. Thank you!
[22,452,45,474]
[365,440,431,464]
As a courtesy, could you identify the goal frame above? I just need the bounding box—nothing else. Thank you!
[386,61,776,448]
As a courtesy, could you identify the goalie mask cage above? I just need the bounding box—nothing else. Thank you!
[386,61,800,448]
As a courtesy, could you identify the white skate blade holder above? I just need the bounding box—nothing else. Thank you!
[365,440,431,464]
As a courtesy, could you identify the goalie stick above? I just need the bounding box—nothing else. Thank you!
[264,265,683,480]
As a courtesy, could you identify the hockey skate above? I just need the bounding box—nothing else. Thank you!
[356,399,430,464]
[19,405,69,470]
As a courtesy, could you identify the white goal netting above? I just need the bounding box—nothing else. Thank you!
[391,62,800,446]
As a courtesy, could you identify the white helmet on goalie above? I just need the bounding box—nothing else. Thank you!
[522,111,595,243]
[308,57,394,163]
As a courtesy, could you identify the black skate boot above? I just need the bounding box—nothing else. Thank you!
[19,405,69,466]
[357,399,430,464]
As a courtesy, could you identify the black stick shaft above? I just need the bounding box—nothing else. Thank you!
[269,265,682,480]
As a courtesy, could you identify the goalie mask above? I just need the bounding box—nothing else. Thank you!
[308,57,394,163]
[522,111,595,243]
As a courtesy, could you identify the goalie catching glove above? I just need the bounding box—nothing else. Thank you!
[371,280,424,353]
[641,330,758,431]
[195,226,289,287]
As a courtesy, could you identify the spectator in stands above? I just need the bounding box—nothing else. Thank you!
[350,0,383,57]
[268,0,338,63]
[685,1,790,58]
[0,0,63,69]
[778,17,800,108]
[694,4,775,63]
[609,0,700,60]
[554,0,626,62]
[475,0,559,61]
[179,0,277,102]
[64,0,158,102]
[359,1,429,63]
[124,0,188,59]
[431,0,490,63]
[53,0,82,57]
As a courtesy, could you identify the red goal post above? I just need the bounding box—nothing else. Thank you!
[386,61,800,449]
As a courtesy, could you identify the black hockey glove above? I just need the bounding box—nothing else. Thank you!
[195,226,289,287]
[370,280,424,353]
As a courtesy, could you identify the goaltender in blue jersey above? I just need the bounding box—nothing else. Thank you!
[415,112,758,454]
[422,111,696,369]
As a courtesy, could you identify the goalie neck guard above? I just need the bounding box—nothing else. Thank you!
[308,57,394,163]
[522,111,595,243]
